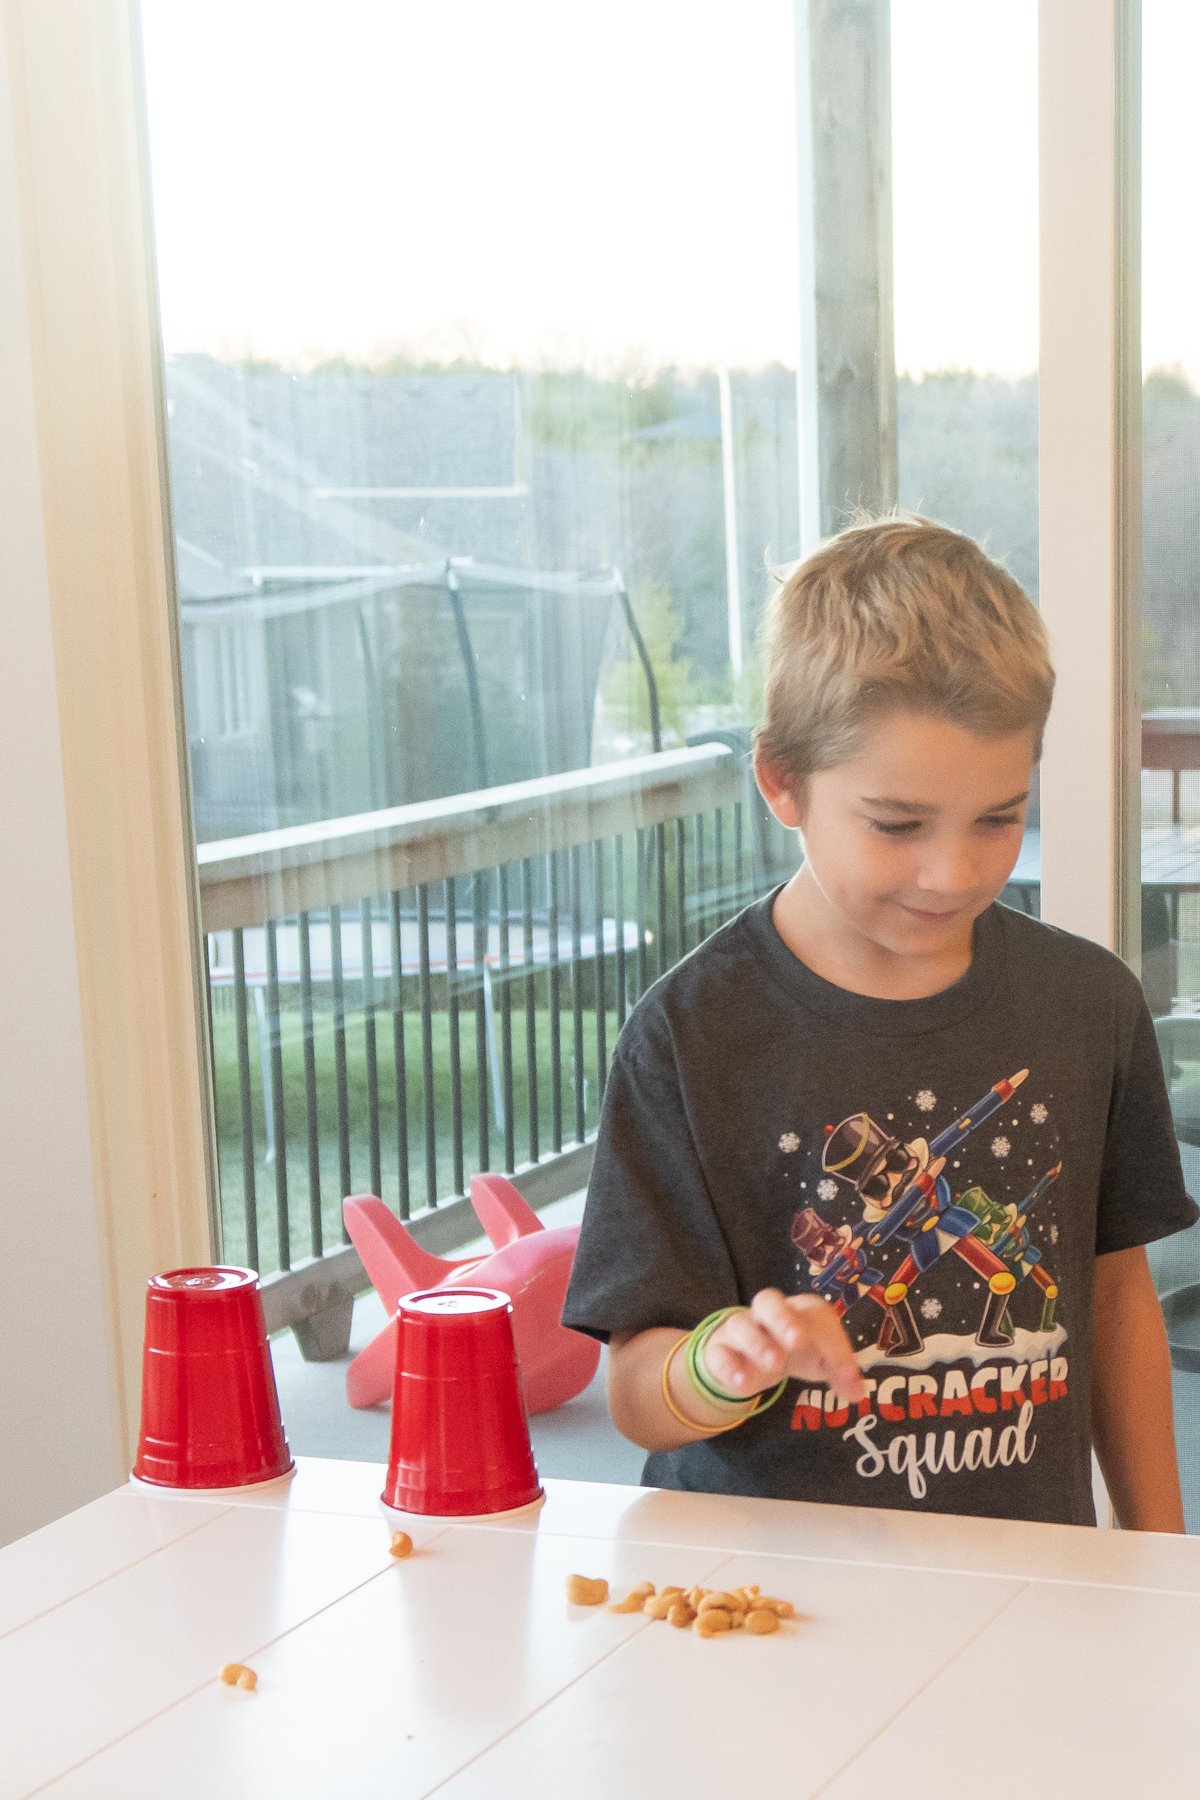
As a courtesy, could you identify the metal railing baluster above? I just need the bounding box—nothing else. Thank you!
[614,833,628,1028]
[360,898,381,1198]
[445,877,464,1198]
[329,903,352,1235]
[695,812,706,944]
[675,817,687,961]
[593,839,607,1104]
[473,875,489,1175]
[634,827,648,999]
[203,948,222,1259]
[548,850,563,1154]
[388,892,411,1220]
[232,927,258,1273]
[570,844,585,1143]
[298,910,322,1258]
[417,884,437,1208]
[499,863,515,1172]
[521,858,538,1165]
[714,807,726,927]
[264,919,290,1272]
[654,821,667,980]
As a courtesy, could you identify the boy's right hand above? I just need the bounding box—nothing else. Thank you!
[702,1289,867,1407]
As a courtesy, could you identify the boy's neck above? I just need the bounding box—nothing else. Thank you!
[770,870,979,1002]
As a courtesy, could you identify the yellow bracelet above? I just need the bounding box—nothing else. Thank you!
[660,1333,759,1436]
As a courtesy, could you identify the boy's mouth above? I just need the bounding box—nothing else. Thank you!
[897,903,961,923]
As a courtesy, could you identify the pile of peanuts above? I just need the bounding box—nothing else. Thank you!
[566,1574,794,1639]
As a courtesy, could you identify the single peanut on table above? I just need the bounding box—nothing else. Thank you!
[566,1573,609,1606]
[389,1532,414,1559]
[218,1663,257,1691]
[744,1609,781,1635]
[693,1608,733,1638]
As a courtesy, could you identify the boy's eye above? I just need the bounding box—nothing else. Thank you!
[867,819,922,836]
[980,814,1023,830]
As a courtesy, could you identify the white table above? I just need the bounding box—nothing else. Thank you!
[6,1459,1200,1798]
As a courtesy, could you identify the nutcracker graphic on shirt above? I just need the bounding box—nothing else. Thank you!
[785,1069,1067,1501]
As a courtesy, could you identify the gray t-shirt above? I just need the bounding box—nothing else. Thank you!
[563,896,1198,1524]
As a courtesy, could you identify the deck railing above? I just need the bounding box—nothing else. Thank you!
[197,744,780,1352]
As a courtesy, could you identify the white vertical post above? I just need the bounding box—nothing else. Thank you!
[3,0,217,1483]
[793,0,822,556]
[1038,0,1142,959]
[0,20,125,1543]
[717,368,744,681]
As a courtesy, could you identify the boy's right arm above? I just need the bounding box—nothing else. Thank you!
[607,1290,866,1451]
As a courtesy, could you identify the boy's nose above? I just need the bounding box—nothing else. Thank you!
[916,843,980,897]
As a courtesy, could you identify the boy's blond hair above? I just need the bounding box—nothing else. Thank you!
[757,514,1055,781]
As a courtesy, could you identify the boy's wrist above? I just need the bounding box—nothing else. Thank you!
[661,1333,756,1435]
[688,1307,764,1405]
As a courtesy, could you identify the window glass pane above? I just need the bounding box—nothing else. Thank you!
[139,0,806,1295]
[1140,0,1200,1529]
[892,0,1040,917]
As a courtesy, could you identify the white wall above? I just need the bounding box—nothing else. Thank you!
[0,21,124,1545]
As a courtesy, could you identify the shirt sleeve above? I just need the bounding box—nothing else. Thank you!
[1095,988,1199,1255]
[561,1017,741,1342]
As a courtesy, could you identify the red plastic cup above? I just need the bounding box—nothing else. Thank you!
[133,1267,294,1490]
[381,1286,543,1519]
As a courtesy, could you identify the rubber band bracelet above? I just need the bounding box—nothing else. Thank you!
[685,1308,789,1419]
[686,1308,751,1404]
[661,1335,762,1436]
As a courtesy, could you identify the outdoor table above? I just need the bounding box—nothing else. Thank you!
[5,1457,1200,1797]
[1012,823,1200,894]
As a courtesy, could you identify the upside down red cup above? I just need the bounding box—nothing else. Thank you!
[133,1267,294,1490]
[381,1287,543,1520]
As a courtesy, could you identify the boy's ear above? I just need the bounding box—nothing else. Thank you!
[754,746,805,829]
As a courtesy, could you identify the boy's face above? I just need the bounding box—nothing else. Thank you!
[758,710,1036,968]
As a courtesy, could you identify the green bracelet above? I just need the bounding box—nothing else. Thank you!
[686,1308,750,1404]
[683,1307,789,1423]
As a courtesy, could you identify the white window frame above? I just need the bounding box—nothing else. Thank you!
[2,0,216,1517]
[1038,0,1142,960]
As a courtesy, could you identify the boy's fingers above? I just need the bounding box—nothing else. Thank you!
[778,1293,867,1400]
[750,1287,806,1348]
[705,1312,786,1389]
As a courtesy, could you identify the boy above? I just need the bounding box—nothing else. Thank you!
[562,515,1197,1529]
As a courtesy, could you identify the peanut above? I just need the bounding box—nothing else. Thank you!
[218,1662,257,1691]
[667,1601,696,1628]
[608,1585,653,1614]
[756,1596,795,1618]
[697,1591,740,1615]
[692,1608,733,1637]
[566,1574,609,1606]
[643,1592,676,1621]
[389,1532,414,1559]
[744,1608,780,1635]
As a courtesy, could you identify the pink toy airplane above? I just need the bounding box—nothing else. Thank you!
[342,1173,600,1414]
